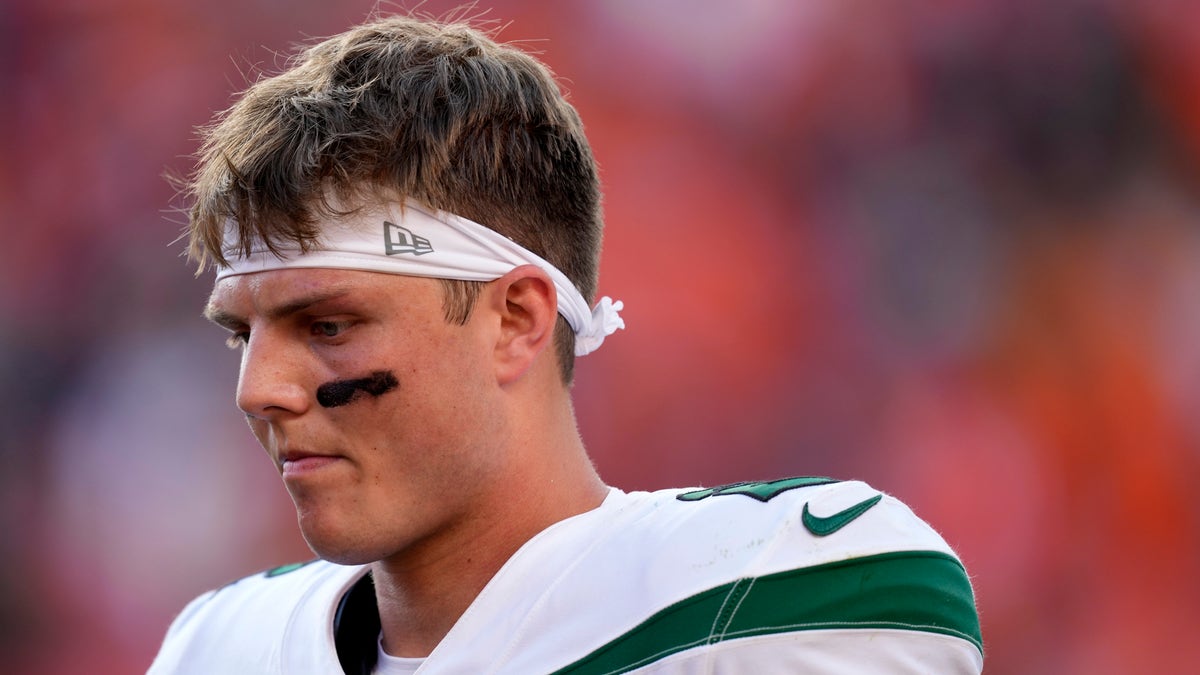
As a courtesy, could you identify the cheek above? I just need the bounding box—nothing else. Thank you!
[245,418,275,452]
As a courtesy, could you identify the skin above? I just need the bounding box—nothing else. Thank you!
[205,264,608,657]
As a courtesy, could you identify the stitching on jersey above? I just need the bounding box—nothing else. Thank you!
[716,576,758,643]
[706,578,750,644]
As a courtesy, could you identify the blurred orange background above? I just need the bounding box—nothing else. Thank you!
[3,1,1198,673]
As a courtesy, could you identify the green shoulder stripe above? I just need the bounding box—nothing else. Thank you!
[676,477,838,503]
[551,551,981,675]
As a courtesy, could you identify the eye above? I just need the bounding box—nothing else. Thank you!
[311,321,349,339]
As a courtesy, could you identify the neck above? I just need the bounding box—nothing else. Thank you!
[371,395,607,658]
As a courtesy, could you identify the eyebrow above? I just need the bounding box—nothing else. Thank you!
[204,286,356,330]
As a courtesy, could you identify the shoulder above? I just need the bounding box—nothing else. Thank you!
[170,558,352,628]
[550,477,984,673]
[619,476,960,568]
[148,559,365,675]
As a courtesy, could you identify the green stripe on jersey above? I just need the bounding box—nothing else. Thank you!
[550,551,981,675]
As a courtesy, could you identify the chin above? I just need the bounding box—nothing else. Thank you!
[312,548,378,566]
[302,530,384,566]
[295,510,385,566]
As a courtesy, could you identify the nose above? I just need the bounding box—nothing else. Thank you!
[235,331,310,419]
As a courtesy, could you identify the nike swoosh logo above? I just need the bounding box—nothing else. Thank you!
[802,494,883,537]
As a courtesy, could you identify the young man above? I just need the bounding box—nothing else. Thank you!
[150,14,982,674]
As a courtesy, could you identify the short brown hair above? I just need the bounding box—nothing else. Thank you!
[185,15,603,382]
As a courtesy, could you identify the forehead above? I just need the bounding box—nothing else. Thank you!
[205,268,440,322]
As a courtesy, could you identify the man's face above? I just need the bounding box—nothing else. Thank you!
[205,267,507,565]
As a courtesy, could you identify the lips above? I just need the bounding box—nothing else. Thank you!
[279,450,343,477]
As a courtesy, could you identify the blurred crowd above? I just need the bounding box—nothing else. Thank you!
[3,0,1198,672]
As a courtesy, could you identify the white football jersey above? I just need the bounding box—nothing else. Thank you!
[149,478,983,674]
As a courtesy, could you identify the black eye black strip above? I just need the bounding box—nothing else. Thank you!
[316,370,399,408]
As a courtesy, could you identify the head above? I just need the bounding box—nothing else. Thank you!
[186,14,603,383]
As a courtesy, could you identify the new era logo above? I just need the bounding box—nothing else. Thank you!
[383,221,434,256]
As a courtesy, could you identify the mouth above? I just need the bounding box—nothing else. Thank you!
[279,450,344,478]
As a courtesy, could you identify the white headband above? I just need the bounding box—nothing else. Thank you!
[215,201,624,356]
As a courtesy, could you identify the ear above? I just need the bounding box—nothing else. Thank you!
[487,265,558,385]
